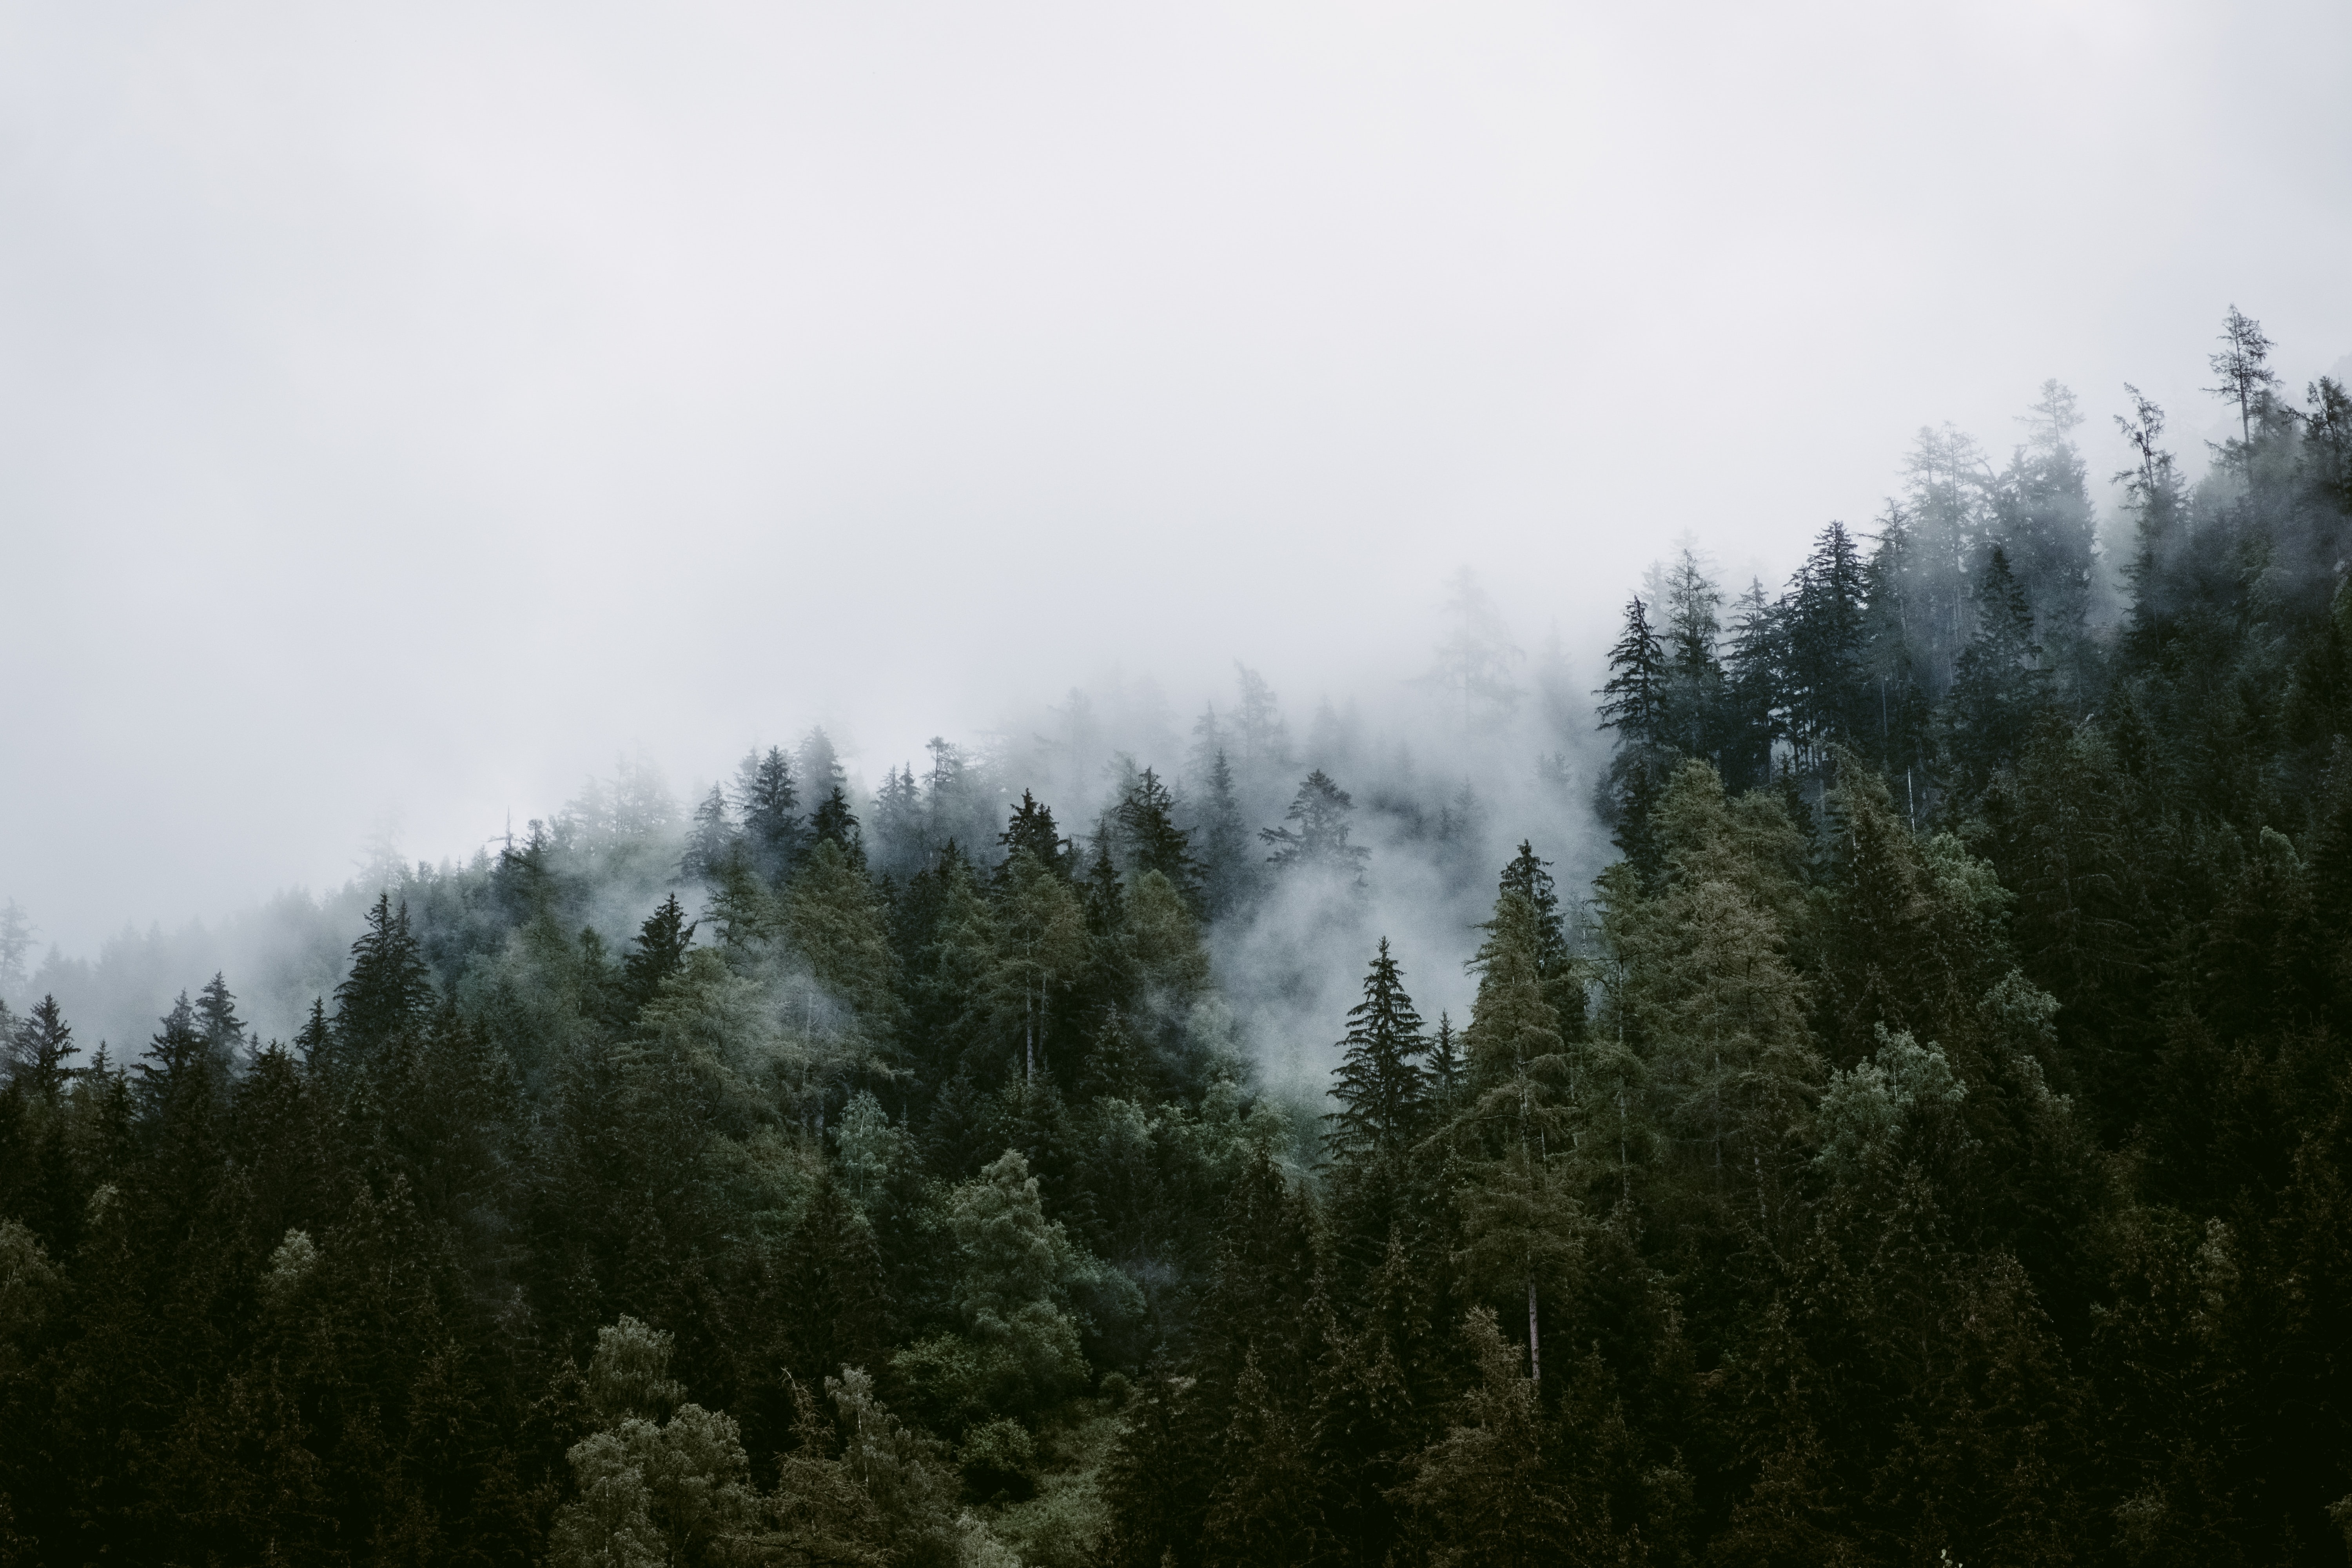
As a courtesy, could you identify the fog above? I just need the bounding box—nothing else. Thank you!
[4,0,2349,978]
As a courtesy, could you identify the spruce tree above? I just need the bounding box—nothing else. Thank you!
[1197,748,1257,920]
[1597,594,1674,878]
[1452,887,1583,1379]
[6,995,76,1102]
[616,894,696,1027]
[1496,841,1581,1033]
[809,786,866,870]
[193,973,245,1069]
[733,746,802,885]
[133,993,212,1123]
[1782,520,1871,789]
[1116,768,1201,904]
[333,893,434,1067]
[1261,769,1370,878]
[1327,939,1432,1171]
[682,783,737,882]
[1944,544,2051,799]
[996,791,1069,882]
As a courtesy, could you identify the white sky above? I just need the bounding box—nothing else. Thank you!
[3,1,2349,956]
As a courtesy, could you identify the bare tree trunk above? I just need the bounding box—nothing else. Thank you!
[1527,1269,1542,1383]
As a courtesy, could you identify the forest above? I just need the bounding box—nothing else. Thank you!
[5,309,2352,1565]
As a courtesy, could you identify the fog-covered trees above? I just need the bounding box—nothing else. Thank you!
[7,310,2352,1565]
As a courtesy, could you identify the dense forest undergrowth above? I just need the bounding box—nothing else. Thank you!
[7,311,2352,1564]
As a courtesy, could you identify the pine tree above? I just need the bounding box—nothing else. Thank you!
[1327,939,1432,1171]
[996,791,1070,883]
[1597,595,1674,879]
[1261,770,1370,879]
[193,973,245,1070]
[1658,546,1725,760]
[1943,545,2050,799]
[5,994,76,1102]
[733,746,802,885]
[1401,1308,1581,1566]
[1428,1011,1462,1109]
[1497,842,1581,1034]
[294,997,332,1072]
[333,893,434,1066]
[1116,768,1201,904]
[133,993,212,1123]
[1452,887,1583,1379]
[616,894,696,1027]
[1201,1350,1318,1567]
[1197,748,1257,920]
[1783,521,1871,790]
[810,787,866,870]
[682,783,737,883]
[2207,304,2281,459]
[1720,579,1784,793]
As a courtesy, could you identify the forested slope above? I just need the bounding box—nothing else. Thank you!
[5,311,2352,1565]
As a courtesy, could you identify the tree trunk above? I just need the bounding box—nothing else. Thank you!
[1527,1269,1542,1383]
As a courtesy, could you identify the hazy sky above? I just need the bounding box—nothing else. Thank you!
[4,1,2349,956]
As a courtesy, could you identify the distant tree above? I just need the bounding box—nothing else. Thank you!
[682,783,737,883]
[1943,546,2050,798]
[1424,567,1524,733]
[1262,770,1371,880]
[1719,578,1783,793]
[1196,749,1258,920]
[0,899,33,996]
[810,786,866,870]
[1657,546,1725,759]
[289,996,331,1074]
[1428,1011,1462,1108]
[1116,768,1201,903]
[193,973,245,1068]
[333,893,434,1064]
[2207,304,2281,454]
[733,745,802,885]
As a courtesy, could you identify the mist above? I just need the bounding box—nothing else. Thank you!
[5,1,2350,971]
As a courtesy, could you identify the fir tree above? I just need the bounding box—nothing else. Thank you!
[1597,594,1675,878]
[333,893,434,1066]
[682,783,737,883]
[193,973,245,1069]
[1327,939,1432,1171]
[809,786,866,870]
[996,791,1070,883]
[132,992,212,1123]
[733,746,802,885]
[5,994,76,1102]
[1943,544,2050,799]
[1197,748,1257,920]
[1261,769,1370,879]
[1116,768,1201,904]
[616,894,696,1027]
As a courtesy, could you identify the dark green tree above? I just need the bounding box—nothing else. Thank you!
[333,893,434,1065]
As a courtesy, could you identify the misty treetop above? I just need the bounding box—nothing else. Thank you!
[7,309,2352,1564]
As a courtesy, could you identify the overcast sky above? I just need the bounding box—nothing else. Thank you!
[4,0,2349,956]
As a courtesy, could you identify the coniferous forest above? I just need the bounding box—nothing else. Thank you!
[7,312,2352,1565]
